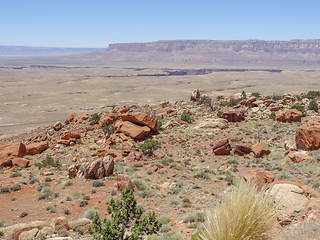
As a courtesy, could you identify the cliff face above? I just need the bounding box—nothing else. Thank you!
[66,40,320,65]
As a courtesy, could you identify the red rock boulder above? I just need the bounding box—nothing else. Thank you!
[233,144,252,156]
[26,141,49,155]
[190,89,200,101]
[85,156,114,179]
[117,174,137,192]
[114,120,151,139]
[121,112,157,131]
[221,108,245,122]
[243,170,276,191]
[122,149,144,161]
[252,141,270,158]
[12,158,30,168]
[296,119,320,151]
[0,142,26,167]
[275,109,302,123]
[65,111,77,124]
[98,113,120,127]
[212,138,232,155]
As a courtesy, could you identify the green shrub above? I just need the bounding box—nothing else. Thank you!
[252,92,260,98]
[138,139,161,156]
[197,95,212,105]
[79,200,88,207]
[20,211,28,218]
[102,121,116,135]
[11,184,21,192]
[158,215,171,224]
[217,110,223,118]
[133,179,147,191]
[308,100,319,112]
[84,207,99,220]
[88,188,162,240]
[159,224,171,233]
[10,171,22,178]
[242,90,247,100]
[57,228,69,237]
[200,181,278,240]
[182,198,191,207]
[303,91,320,99]
[92,180,105,187]
[0,186,10,194]
[38,190,59,201]
[157,121,163,131]
[90,113,101,125]
[37,155,60,169]
[181,112,193,123]
[227,99,238,107]
[217,95,224,101]
[269,111,276,120]
[0,231,3,237]
[46,205,56,213]
[291,104,307,117]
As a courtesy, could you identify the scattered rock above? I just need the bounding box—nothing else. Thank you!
[26,141,49,155]
[65,111,77,124]
[190,88,200,101]
[92,148,120,158]
[275,109,302,123]
[233,144,252,156]
[194,118,228,130]
[296,119,320,151]
[212,138,232,155]
[122,148,144,161]
[85,155,114,179]
[53,122,63,131]
[251,141,270,158]
[243,170,276,191]
[0,141,26,167]
[221,108,245,122]
[117,174,137,192]
[288,150,310,163]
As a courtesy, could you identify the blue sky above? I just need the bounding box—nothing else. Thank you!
[1,0,319,48]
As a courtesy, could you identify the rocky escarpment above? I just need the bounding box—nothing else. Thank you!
[65,39,320,65]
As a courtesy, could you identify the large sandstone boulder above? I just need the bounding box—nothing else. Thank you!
[85,155,114,179]
[296,119,320,151]
[26,141,49,155]
[65,111,77,124]
[190,88,200,101]
[194,118,228,130]
[288,150,310,163]
[12,158,30,168]
[121,112,157,131]
[1,221,49,240]
[114,120,151,139]
[275,109,302,123]
[117,174,136,192]
[252,141,270,158]
[18,228,39,240]
[269,183,309,224]
[212,138,231,155]
[68,163,85,179]
[0,141,26,167]
[221,108,245,122]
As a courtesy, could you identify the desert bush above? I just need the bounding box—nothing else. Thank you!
[303,91,320,99]
[110,189,117,196]
[217,95,224,101]
[133,179,147,191]
[46,205,56,213]
[269,111,276,120]
[38,190,59,201]
[157,121,163,131]
[227,99,238,107]
[138,189,153,199]
[57,228,69,237]
[84,207,99,220]
[200,181,278,240]
[291,104,307,117]
[252,92,261,98]
[83,195,90,201]
[10,171,22,178]
[159,224,171,233]
[102,120,116,135]
[217,110,223,118]
[37,155,60,169]
[64,209,71,215]
[29,177,39,184]
[181,112,194,123]
[44,177,52,182]
[11,184,21,192]
[139,139,161,156]
[158,215,171,224]
[88,188,162,240]
[62,180,72,188]
[0,231,3,237]
[92,180,105,187]
[20,211,28,218]
[308,100,319,112]
[197,95,212,106]
[0,186,10,194]
[182,198,191,207]
[90,113,101,125]
[79,200,88,207]
[161,158,173,166]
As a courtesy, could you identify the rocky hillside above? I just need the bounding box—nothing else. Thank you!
[2,90,320,239]
[64,39,320,65]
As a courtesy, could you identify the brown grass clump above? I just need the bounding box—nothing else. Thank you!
[200,181,278,240]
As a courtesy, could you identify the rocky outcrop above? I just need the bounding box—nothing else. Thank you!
[212,138,232,155]
[114,120,151,139]
[65,111,77,124]
[190,89,200,101]
[275,109,302,123]
[221,108,245,122]
[1,221,50,240]
[84,155,114,179]
[105,133,133,148]
[26,141,49,155]
[252,141,270,158]
[98,113,120,127]
[51,217,69,232]
[0,141,26,167]
[194,118,228,130]
[288,150,310,163]
[58,131,81,146]
[296,119,320,151]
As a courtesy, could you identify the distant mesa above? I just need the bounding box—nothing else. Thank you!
[63,39,320,66]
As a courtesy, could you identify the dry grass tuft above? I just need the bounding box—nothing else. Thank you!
[273,220,320,240]
[200,181,278,240]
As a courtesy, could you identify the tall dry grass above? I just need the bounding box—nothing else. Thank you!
[200,181,278,240]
